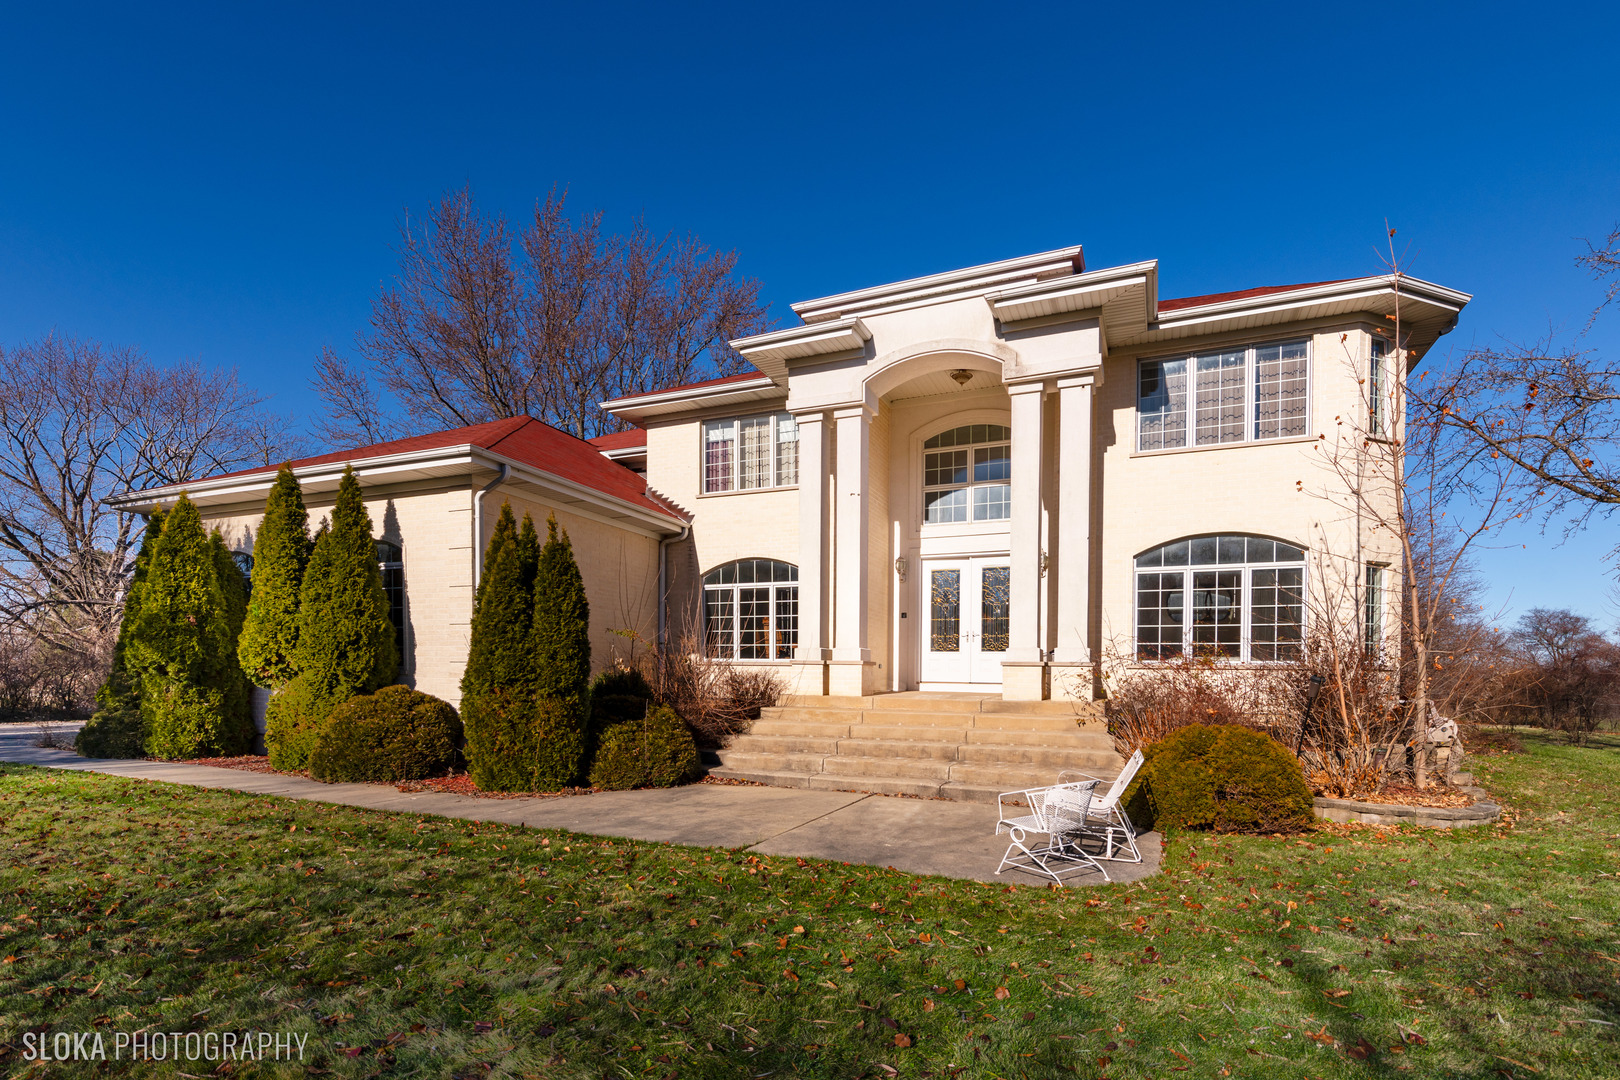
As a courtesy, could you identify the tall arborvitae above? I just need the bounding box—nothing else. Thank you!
[126,495,252,759]
[76,509,166,757]
[462,504,539,791]
[293,466,398,711]
[529,513,590,788]
[237,466,311,687]
[210,530,256,749]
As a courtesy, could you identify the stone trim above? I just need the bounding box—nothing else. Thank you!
[1311,786,1501,829]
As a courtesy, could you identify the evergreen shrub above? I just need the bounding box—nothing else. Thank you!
[590,665,652,701]
[588,704,700,791]
[1125,723,1315,834]
[461,505,538,791]
[127,496,253,759]
[308,685,461,783]
[286,466,396,729]
[74,706,145,759]
[238,466,311,687]
[264,677,322,771]
[526,514,590,787]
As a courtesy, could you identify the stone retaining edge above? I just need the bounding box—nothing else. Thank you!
[1311,786,1500,829]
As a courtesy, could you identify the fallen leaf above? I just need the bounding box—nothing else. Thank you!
[923,1000,935,1012]
[894,1033,912,1048]
[994,986,1010,1000]
[954,979,967,991]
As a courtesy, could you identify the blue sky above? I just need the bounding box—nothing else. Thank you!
[2,2,1617,626]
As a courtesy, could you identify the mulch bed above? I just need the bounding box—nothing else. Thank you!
[1342,783,1477,809]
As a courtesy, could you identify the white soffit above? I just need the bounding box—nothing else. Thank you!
[986,260,1158,325]
[600,375,786,423]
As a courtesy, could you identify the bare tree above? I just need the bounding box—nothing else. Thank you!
[0,334,297,702]
[1505,607,1620,744]
[1302,232,1522,786]
[1436,225,1620,536]
[316,187,773,444]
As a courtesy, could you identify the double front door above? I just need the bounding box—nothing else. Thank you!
[919,556,1010,685]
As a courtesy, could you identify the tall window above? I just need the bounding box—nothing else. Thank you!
[1138,339,1310,451]
[922,424,1011,524]
[1369,336,1389,436]
[231,551,254,600]
[704,413,798,493]
[703,559,798,659]
[1364,565,1384,659]
[376,540,405,657]
[1135,535,1305,662]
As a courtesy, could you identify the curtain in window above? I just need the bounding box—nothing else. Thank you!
[1253,342,1309,439]
[1138,359,1188,450]
[704,420,734,493]
[1193,350,1246,445]
[775,415,798,486]
[738,416,773,489]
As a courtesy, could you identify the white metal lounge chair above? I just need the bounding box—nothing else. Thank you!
[995,778,1111,885]
[1059,748,1145,864]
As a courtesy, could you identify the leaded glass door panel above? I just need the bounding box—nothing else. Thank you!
[919,557,1011,686]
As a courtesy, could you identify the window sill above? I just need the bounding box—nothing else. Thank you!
[697,485,799,499]
[1130,434,1317,459]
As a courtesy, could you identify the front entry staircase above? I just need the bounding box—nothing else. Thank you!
[709,692,1122,803]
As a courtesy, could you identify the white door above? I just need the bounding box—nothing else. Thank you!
[919,557,1011,687]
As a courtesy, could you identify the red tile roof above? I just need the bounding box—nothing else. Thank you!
[195,416,685,524]
[587,428,648,452]
[604,369,771,405]
[1158,278,1355,313]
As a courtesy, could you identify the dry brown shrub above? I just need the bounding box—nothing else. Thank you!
[1102,652,1281,756]
[635,630,784,747]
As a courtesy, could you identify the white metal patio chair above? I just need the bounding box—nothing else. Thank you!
[994,778,1111,885]
[1058,748,1145,864]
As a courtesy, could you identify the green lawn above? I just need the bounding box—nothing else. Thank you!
[2,734,1618,1079]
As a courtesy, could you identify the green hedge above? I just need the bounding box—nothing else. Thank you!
[589,704,700,791]
[264,678,324,771]
[74,706,146,759]
[308,685,461,783]
[1125,723,1314,835]
[463,688,585,793]
[590,666,652,701]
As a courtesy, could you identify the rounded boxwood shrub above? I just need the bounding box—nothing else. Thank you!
[308,685,461,783]
[591,693,648,729]
[1126,723,1314,835]
[75,705,146,759]
[264,677,323,771]
[589,704,700,791]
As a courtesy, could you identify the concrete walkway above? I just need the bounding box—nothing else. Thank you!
[0,723,1159,886]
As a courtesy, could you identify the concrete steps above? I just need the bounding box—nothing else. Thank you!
[709,692,1121,804]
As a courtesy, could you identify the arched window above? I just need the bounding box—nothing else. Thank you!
[1135,535,1305,662]
[922,424,1011,524]
[702,559,798,659]
[375,540,405,652]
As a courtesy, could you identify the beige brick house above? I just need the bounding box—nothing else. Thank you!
[111,246,1469,790]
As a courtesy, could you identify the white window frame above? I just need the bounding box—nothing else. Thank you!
[1136,338,1312,453]
[1364,563,1385,660]
[702,412,798,494]
[1369,335,1389,437]
[702,559,799,660]
[1133,535,1307,663]
[920,424,1012,526]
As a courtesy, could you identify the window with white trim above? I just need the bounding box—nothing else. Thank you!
[376,540,406,662]
[1364,564,1384,659]
[1134,535,1305,662]
[1369,336,1389,437]
[703,413,798,493]
[1137,339,1310,451]
[703,559,798,659]
[922,424,1011,524]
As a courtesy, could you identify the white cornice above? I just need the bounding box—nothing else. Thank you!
[987,259,1159,325]
[1155,275,1471,329]
[790,245,1085,322]
[599,374,779,412]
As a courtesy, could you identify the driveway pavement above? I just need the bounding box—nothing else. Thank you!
[0,721,1159,886]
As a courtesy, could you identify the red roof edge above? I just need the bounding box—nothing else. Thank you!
[1157,278,1356,313]
[588,429,648,451]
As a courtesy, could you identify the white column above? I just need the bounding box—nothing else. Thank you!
[794,412,831,672]
[1006,382,1047,665]
[1051,375,1095,667]
[830,405,872,670]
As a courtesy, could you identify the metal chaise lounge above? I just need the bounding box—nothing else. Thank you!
[994,778,1111,886]
[1059,747,1145,864]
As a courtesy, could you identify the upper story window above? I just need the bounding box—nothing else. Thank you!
[1135,534,1305,663]
[703,413,798,493]
[703,559,798,660]
[1369,336,1389,437]
[923,424,1011,524]
[376,540,405,658]
[1137,339,1310,452]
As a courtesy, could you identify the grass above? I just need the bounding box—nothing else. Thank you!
[1,733,1617,1079]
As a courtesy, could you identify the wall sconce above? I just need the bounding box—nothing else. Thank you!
[1039,550,1049,577]
[894,555,909,582]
